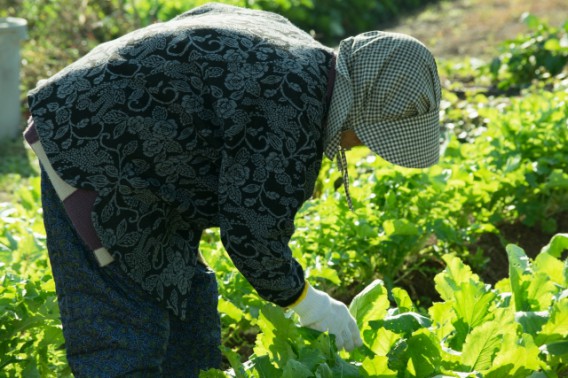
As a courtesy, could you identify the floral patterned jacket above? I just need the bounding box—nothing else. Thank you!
[28,3,334,318]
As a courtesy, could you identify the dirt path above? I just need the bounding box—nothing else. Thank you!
[384,0,568,59]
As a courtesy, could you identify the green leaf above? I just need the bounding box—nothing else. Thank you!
[386,338,409,373]
[199,368,231,377]
[361,354,396,377]
[366,327,401,357]
[514,311,549,336]
[453,282,496,329]
[544,170,568,192]
[485,332,541,377]
[434,255,482,302]
[534,252,565,288]
[521,12,541,30]
[489,57,501,76]
[254,304,298,367]
[461,321,502,372]
[405,329,443,378]
[383,219,419,236]
[219,345,247,378]
[315,363,333,378]
[544,38,561,51]
[565,260,568,289]
[507,244,531,273]
[310,332,335,362]
[250,355,282,377]
[330,357,362,378]
[307,265,341,285]
[392,287,415,313]
[540,340,568,356]
[429,301,456,339]
[380,312,432,337]
[363,322,402,356]
[540,233,568,258]
[349,280,389,332]
[297,345,326,371]
[218,298,244,323]
[282,359,313,378]
[21,361,40,378]
[507,244,532,312]
[525,271,557,311]
[438,264,496,351]
[536,297,568,346]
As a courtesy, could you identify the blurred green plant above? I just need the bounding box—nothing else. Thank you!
[0,177,70,377]
[260,0,438,44]
[1,0,441,118]
[487,13,568,90]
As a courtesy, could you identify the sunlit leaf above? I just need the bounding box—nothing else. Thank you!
[540,233,568,259]
[461,321,502,372]
[405,329,442,378]
[349,280,389,332]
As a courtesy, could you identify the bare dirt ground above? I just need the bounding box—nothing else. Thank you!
[384,0,568,60]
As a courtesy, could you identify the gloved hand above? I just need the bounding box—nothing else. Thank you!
[290,283,363,351]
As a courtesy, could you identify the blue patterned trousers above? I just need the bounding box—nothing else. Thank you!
[41,169,222,377]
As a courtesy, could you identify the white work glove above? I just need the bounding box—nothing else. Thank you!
[290,283,363,351]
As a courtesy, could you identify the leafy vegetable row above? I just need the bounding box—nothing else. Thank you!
[204,234,567,377]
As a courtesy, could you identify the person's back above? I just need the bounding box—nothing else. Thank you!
[28,3,335,319]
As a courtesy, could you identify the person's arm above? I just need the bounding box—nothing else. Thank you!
[217,97,361,350]
[217,119,310,307]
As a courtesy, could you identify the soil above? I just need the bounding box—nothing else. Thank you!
[382,0,568,60]
[470,212,568,280]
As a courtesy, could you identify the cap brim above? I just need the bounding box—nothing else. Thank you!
[355,110,440,168]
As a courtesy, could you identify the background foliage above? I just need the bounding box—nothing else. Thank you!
[1,0,439,106]
[487,13,568,90]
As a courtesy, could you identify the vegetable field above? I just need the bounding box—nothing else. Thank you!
[1,1,568,377]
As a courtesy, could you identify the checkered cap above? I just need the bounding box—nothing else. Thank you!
[325,31,442,168]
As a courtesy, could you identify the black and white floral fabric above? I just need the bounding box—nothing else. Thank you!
[28,3,334,318]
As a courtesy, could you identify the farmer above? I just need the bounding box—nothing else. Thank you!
[25,3,441,376]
